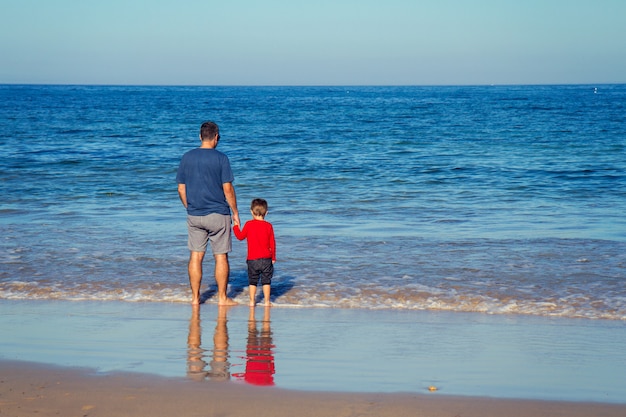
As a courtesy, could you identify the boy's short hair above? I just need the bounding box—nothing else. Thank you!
[251,198,268,217]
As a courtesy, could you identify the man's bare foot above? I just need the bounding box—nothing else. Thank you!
[218,298,238,306]
[264,301,272,307]
[191,298,200,306]
[249,301,256,307]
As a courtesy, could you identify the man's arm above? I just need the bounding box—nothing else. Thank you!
[177,183,187,208]
[223,182,240,227]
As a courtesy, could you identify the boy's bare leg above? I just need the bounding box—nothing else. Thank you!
[249,285,257,306]
[214,253,237,305]
[262,284,271,306]
[188,251,205,305]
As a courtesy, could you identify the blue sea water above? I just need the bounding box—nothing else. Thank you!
[1,84,625,320]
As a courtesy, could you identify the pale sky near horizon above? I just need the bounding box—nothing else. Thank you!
[1,0,625,85]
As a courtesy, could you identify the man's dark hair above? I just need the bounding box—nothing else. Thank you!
[200,121,219,141]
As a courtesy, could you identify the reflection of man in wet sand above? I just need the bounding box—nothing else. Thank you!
[235,306,275,386]
[208,306,231,381]
[186,305,207,381]
[186,305,232,382]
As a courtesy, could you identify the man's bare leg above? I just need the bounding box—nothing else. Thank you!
[188,251,205,305]
[214,253,237,305]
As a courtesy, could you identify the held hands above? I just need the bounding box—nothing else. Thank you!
[232,213,241,228]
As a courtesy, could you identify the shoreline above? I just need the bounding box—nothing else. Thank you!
[2,359,626,417]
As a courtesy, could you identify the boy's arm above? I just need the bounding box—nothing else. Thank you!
[233,222,246,240]
[269,225,276,262]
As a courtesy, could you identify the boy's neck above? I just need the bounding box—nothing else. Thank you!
[252,215,265,221]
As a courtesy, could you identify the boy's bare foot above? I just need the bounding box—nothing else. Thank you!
[264,302,272,307]
[191,298,200,306]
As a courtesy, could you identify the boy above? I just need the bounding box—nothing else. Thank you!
[233,198,276,307]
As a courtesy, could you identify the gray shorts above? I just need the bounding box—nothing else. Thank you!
[187,214,232,254]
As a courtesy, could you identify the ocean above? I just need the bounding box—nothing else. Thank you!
[1,84,625,320]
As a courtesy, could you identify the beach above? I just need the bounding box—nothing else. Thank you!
[3,360,626,417]
[2,300,626,416]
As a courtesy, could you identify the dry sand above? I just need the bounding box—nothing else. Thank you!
[2,360,625,417]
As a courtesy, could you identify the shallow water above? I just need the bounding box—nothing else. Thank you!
[1,84,625,319]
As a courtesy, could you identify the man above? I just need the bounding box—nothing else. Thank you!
[177,121,240,305]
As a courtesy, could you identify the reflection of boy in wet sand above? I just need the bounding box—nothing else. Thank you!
[234,306,275,386]
[233,198,276,307]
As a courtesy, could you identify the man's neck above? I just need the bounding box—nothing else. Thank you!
[199,140,216,149]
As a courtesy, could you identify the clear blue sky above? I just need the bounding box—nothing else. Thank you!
[2,0,625,85]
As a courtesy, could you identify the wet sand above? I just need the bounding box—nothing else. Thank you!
[1,299,625,415]
[2,360,626,417]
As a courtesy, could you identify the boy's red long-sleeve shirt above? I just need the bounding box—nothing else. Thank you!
[233,220,276,261]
